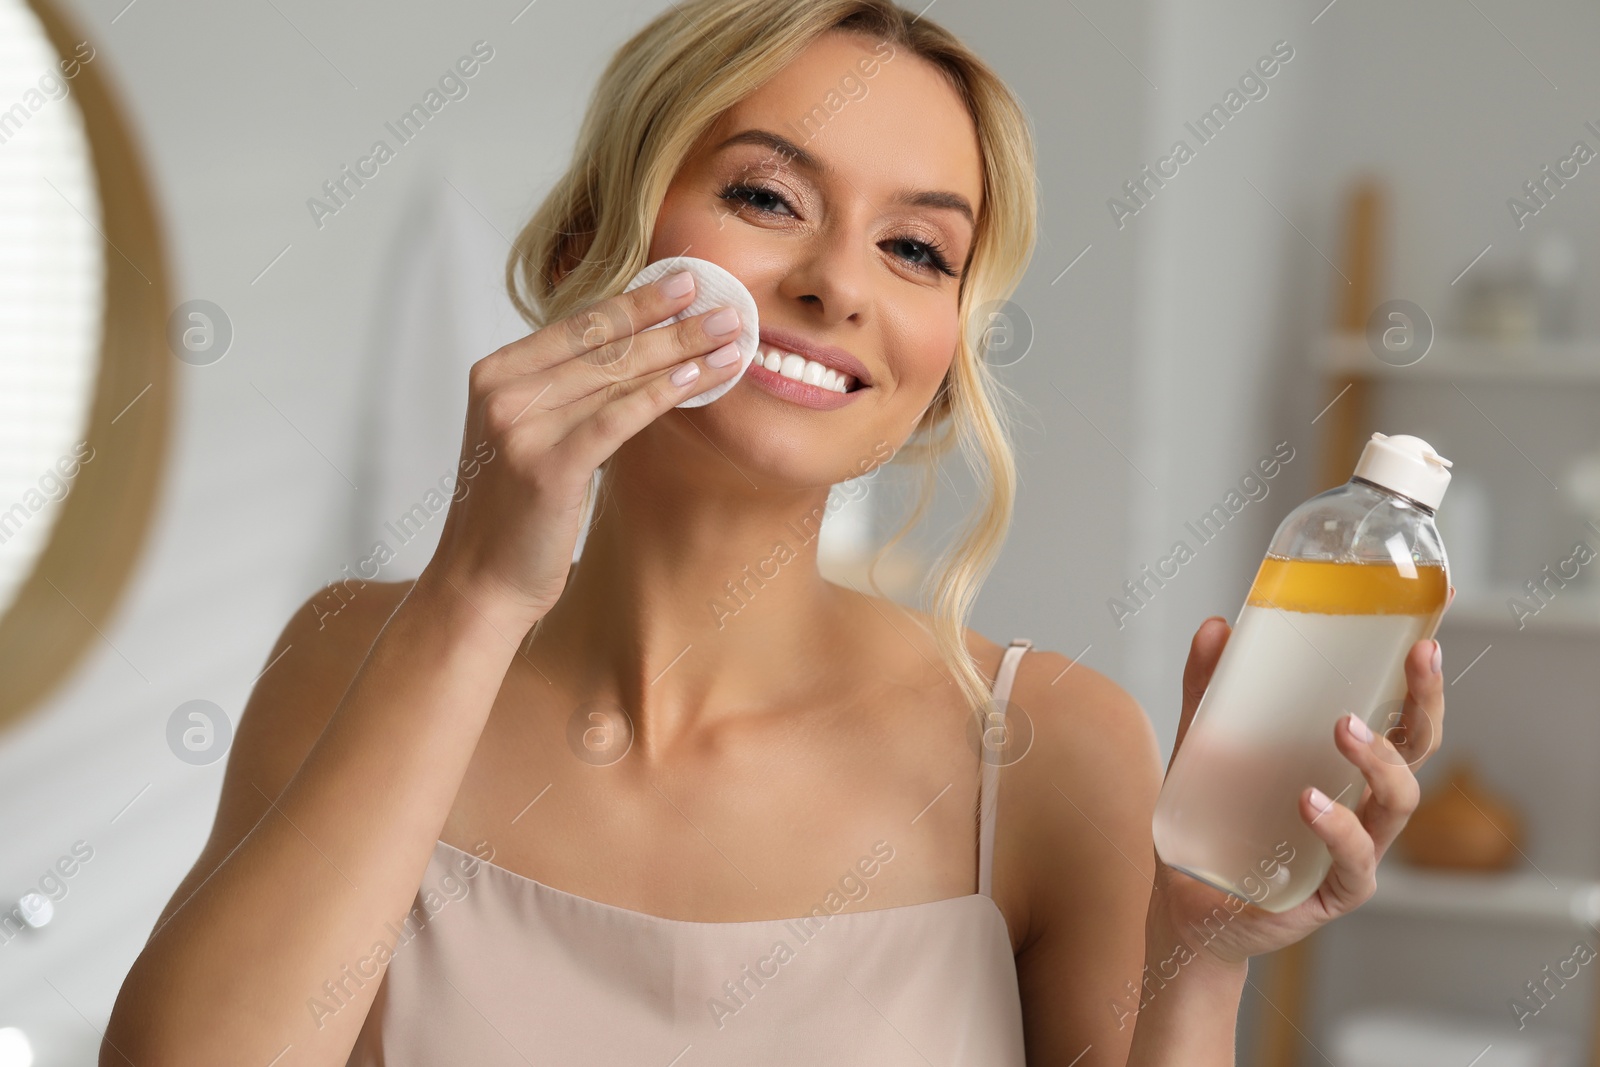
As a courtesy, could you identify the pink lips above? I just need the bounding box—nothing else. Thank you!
[746,326,874,410]
[744,358,865,410]
[758,327,874,387]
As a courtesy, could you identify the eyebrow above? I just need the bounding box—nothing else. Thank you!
[715,128,976,227]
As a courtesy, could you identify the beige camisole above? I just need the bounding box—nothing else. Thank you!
[345,639,1035,1065]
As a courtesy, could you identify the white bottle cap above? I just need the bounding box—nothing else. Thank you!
[1353,432,1453,510]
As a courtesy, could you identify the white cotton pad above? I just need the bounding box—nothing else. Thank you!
[622,256,761,408]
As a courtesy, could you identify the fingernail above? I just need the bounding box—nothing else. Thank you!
[1431,639,1442,675]
[706,342,741,367]
[1308,786,1330,809]
[704,307,741,336]
[661,270,694,298]
[670,361,700,387]
[1346,713,1373,743]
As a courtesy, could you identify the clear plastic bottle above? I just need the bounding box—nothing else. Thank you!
[1152,433,1452,913]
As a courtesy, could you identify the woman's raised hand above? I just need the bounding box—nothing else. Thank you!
[420,269,746,632]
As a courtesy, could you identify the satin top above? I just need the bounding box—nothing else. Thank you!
[345,639,1035,1065]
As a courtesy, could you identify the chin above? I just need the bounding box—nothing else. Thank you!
[688,394,900,493]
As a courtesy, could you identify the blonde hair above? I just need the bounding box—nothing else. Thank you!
[506,0,1038,716]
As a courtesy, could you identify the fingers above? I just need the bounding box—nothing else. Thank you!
[1180,617,1229,712]
[1332,711,1421,863]
[547,268,701,368]
[479,268,725,385]
[1169,616,1230,773]
[1297,632,1445,916]
[1299,782,1377,916]
[547,350,744,476]
[1384,636,1445,772]
[480,308,743,440]
[560,307,743,416]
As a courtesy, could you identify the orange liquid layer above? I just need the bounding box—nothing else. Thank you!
[1245,556,1447,615]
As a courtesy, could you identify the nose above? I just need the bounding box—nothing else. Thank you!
[773,215,870,327]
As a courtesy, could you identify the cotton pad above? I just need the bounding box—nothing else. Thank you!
[622,256,761,408]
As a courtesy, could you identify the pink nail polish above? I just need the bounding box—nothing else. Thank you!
[670,361,700,387]
[1308,786,1330,808]
[704,307,741,336]
[1431,640,1441,675]
[706,342,741,368]
[1347,713,1373,743]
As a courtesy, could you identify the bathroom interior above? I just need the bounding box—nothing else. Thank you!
[1,0,1598,1063]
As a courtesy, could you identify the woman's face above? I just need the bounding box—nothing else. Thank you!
[645,30,984,489]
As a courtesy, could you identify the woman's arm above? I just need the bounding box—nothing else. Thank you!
[1121,907,1249,1066]
[1004,652,1167,1067]
[102,267,747,1066]
[1005,656,1254,1066]
[102,572,533,1066]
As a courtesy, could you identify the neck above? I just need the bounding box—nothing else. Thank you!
[526,452,855,753]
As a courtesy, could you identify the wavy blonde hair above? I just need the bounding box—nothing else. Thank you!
[505,0,1038,716]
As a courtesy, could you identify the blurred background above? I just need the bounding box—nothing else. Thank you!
[2,0,1598,1063]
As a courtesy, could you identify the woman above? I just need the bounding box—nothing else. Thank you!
[104,1,1451,1064]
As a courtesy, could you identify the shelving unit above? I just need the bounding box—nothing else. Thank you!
[1312,330,1600,637]
[1364,863,1600,929]
[1314,333,1600,384]
[1258,327,1600,1067]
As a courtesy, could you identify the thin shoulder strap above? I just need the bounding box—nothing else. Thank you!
[978,638,1033,899]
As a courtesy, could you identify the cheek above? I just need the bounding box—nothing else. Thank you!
[648,184,742,265]
[887,303,961,399]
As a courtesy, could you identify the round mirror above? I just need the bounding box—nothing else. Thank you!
[0,0,171,731]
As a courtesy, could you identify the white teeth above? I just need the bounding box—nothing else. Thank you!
[759,344,856,394]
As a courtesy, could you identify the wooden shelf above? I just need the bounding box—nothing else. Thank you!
[1315,333,1600,383]
[1363,862,1600,929]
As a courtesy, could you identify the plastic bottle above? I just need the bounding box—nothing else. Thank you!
[1152,433,1453,914]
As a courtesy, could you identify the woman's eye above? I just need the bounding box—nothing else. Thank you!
[719,181,958,278]
[885,237,956,277]
[719,182,792,216]
[889,238,933,266]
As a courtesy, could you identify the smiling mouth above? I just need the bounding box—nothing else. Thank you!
[755,343,864,394]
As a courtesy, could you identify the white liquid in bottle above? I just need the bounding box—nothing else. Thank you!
[1152,564,1444,910]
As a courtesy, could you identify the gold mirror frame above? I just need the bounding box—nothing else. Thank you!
[0,0,172,730]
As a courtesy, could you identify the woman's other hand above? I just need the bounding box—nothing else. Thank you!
[1148,584,1454,966]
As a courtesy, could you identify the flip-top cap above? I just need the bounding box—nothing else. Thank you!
[1353,432,1453,510]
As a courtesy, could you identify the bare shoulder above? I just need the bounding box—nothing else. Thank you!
[984,643,1167,1058]
[147,578,416,935]
[997,646,1164,951]
[1009,647,1162,790]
